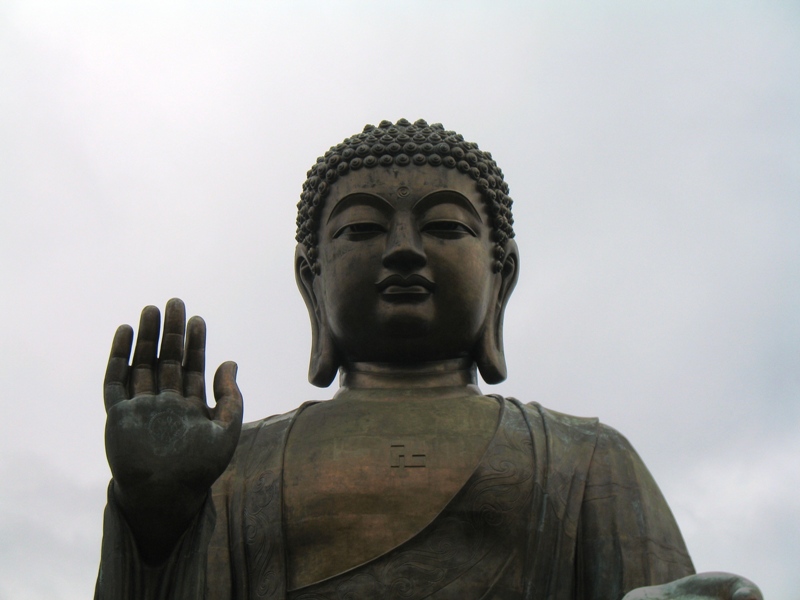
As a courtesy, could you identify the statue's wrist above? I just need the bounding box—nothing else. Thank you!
[111,479,209,565]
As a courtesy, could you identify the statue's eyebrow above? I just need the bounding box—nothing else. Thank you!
[413,190,483,223]
[327,193,394,224]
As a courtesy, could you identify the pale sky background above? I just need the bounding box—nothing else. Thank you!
[1,1,798,598]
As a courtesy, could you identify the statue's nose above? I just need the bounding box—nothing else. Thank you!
[382,217,426,272]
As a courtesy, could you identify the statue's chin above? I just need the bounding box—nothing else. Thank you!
[375,303,434,339]
[383,318,431,340]
[334,301,480,364]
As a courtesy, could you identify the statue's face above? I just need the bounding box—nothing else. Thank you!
[313,165,500,365]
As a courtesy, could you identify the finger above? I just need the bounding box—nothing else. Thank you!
[103,324,133,410]
[733,579,763,600]
[183,315,206,402]
[131,305,160,395]
[158,298,186,393]
[733,588,762,600]
[212,361,243,428]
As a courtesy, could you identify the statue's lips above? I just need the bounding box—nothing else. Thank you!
[375,274,435,301]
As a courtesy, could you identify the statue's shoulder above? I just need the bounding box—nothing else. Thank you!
[511,398,636,448]
[221,406,310,477]
[520,400,598,426]
[514,400,659,492]
[508,397,648,477]
[243,408,298,430]
[510,398,600,439]
[237,406,304,447]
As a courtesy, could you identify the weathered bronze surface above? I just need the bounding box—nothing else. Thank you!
[284,379,499,588]
[96,119,762,599]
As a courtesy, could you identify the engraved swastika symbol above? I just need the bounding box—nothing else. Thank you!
[390,443,426,468]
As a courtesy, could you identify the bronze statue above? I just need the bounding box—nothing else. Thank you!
[96,119,761,599]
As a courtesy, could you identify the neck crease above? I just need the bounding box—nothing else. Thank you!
[337,358,480,395]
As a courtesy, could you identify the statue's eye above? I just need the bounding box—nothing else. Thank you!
[333,222,386,239]
[421,221,475,238]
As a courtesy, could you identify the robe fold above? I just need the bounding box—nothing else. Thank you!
[95,398,694,599]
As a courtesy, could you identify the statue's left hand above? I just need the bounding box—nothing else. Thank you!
[622,572,762,600]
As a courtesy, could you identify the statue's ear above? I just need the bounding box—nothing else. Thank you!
[295,245,339,387]
[476,239,520,384]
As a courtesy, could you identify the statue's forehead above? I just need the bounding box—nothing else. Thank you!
[326,165,478,201]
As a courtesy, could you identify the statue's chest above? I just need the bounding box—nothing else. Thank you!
[282,395,499,590]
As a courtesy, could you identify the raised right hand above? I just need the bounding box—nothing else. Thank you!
[103,298,243,563]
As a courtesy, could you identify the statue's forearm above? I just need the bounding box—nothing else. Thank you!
[112,479,210,566]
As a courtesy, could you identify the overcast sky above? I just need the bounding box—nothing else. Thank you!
[1,1,798,598]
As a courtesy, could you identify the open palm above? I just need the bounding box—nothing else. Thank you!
[103,298,243,562]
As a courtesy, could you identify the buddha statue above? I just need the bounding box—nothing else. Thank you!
[96,119,761,599]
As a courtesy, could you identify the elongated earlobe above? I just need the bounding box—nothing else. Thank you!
[295,246,339,387]
[476,241,519,384]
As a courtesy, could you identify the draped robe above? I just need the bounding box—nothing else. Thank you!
[95,398,694,599]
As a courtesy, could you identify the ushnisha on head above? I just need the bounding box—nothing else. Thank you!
[296,118,515,275]
[294,119,520,388]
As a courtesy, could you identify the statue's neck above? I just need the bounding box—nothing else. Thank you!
[335,358,482,398]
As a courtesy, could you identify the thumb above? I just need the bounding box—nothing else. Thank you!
[212,361,243,427]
